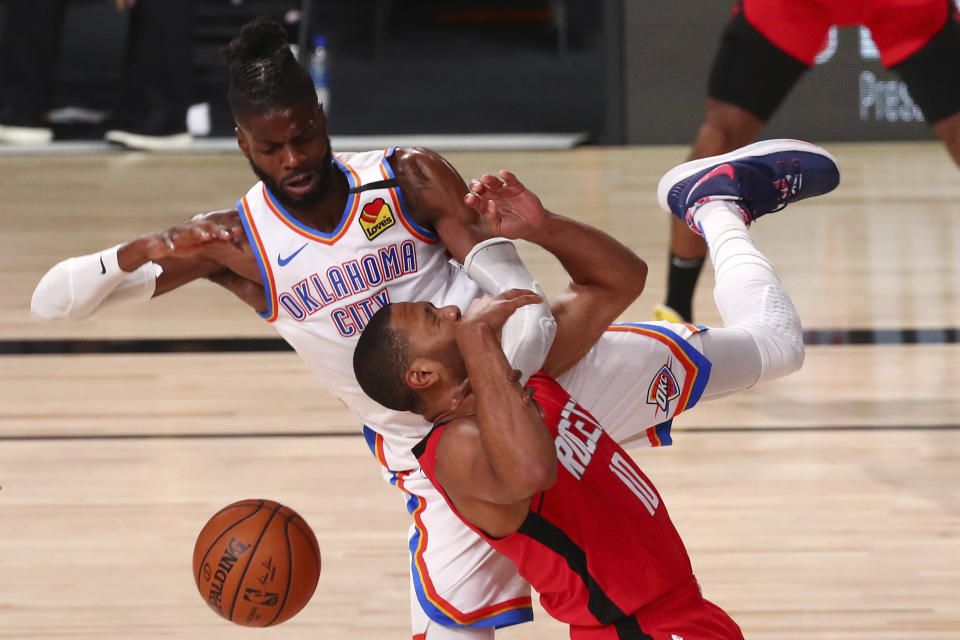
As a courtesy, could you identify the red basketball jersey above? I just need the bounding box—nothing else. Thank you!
[414,373,708,634]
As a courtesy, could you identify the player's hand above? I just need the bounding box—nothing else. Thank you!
[460,289,544,334]
[139,214,244,261]
[463,171,550,241]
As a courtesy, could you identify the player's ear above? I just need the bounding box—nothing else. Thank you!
[235,125,251,159]
[405,357,441,392]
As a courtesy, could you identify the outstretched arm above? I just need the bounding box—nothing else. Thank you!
[31,211,254,320]
[464,171,648,377]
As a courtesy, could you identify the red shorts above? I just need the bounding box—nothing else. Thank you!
[743,0,950,67]
[570,582,743,640]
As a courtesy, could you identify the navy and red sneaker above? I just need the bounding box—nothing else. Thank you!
[656,139,840,235]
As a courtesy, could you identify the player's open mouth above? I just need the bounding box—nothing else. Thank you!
[285,171,318,196]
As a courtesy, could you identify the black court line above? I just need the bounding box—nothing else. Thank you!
[0,430,355,442]
[2,328,959,355]
[1,424,957,442]
[803,328,960,345]
[0,337,291,355]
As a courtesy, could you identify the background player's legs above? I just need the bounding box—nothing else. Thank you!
[106,0,195,148]
[881,2,960,170]
[0,0,67,143]
[931,112,960,166]
[659,4,811,323]
[663,100,765,323]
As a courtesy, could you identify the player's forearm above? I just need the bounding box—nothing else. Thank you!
[31,243,162,321]
[527,212,647,298]
[456,322,557,500]
[116,237,159,272]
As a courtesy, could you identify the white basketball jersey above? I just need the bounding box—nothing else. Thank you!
[237,147,481,471]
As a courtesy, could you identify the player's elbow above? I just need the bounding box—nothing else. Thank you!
[605,255,648,312]
[507,457,557,501]
[535,460,558,492]
[621,256,648,300]
[30,262,75,321]
[527,459,558,493]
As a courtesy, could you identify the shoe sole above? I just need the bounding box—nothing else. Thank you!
[656,139,839,213]
[0,124,53,145]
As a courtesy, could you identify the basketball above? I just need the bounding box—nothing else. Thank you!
[192,499,321,626]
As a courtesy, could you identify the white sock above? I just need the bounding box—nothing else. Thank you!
[693,200,804,382]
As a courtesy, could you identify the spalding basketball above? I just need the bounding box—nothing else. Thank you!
[193,499,321,626]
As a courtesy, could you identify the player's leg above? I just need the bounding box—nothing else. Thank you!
[931,112,960,167]
[413,594,493,640]
[0,0,67,144]
[560,140,840,447]
[660,0,813,323]
[659,139,840,399]
[873,0,960,168]
[395,469,533,639]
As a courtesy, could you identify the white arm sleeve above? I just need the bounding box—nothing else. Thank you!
[30,244,162,321]
[462,238,557,383]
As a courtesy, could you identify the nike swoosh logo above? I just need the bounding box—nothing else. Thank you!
[692,163,735,190]
[99,257,106,274]
[278,243,308,267]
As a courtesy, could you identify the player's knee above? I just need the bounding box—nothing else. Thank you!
[767,328,805,379]
[750,312,805,381]
[931,111,960,167]
[693,99,765,157]
[736,282,805,382]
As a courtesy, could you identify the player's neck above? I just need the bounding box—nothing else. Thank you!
[424,391,476,426]
[287,165,349,233]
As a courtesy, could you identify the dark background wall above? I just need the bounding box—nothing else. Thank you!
[0,0,614,140]
[0,0,952,144]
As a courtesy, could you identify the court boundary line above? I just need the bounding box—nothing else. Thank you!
[1,424,957,442]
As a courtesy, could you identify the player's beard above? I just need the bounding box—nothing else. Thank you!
[248,144,334,214]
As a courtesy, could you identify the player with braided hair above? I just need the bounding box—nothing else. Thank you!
[32,16,835,639]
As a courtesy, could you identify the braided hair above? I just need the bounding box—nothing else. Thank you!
[221,17,316,118]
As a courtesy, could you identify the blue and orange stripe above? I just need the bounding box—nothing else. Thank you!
[261,155,360,244]
[396,473,532,628]
[644,420,674,447]
[361,425,397,484]
[381,148,437,244]
[237,196,279,322]
[607,322,712,415]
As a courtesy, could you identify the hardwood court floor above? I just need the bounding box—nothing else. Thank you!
[1,142,958,639]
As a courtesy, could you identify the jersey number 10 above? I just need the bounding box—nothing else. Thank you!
[610,451,660,516]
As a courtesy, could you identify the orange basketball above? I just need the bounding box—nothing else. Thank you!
[193,499,320,626]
